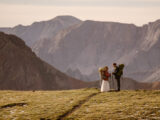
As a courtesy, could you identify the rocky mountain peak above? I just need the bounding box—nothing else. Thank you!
[53,15,81,22]
[0,16,82,47]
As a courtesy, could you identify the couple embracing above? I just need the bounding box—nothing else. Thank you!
[99,63,124,92]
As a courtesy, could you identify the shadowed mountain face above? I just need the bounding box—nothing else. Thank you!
[0,32,91,90]
[0,16,160,82]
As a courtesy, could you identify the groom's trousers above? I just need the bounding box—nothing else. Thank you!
[115,76,120,91]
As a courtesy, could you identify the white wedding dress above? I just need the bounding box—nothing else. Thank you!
[101,80,110,92]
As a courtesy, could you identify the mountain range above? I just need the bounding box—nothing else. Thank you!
[0,32,160,90]
[0,16,160,83]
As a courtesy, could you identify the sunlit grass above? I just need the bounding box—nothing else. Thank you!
[1,89,160,120]
[0,88,99,120]
[66,90,160,120]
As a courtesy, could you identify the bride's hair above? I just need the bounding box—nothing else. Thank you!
[113,63,117,66]
[105,66,108,71]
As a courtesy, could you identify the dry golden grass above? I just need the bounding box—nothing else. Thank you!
[66,90,160,120]
[0,88,99,120]
[1,89,160,120]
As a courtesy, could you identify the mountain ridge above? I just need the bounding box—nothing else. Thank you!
[0,15,81,47]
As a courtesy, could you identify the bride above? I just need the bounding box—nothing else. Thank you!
[99,66,111,92]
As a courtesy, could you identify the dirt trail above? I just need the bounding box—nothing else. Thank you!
[57,92,100,120]
[0,103,27,109]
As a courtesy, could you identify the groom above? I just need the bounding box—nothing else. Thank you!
[112,63,121,91]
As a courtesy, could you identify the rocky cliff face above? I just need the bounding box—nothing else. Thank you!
[0,32,90,90]
[126,20,160,81]
[31,19,160,82]
[33,21,142,72]
[0,16,81,47]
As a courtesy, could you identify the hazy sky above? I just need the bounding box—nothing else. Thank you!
[0,0,160,27]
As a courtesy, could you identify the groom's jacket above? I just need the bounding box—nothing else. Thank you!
[113,66,121,80]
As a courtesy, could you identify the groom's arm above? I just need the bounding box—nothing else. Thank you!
[112,67,118,75]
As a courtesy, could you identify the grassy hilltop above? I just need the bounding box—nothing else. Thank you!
[0,88,160,120]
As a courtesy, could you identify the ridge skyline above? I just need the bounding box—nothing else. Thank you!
[1,15,160,28]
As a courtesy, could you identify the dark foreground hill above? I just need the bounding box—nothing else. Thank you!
[0,32,90,90]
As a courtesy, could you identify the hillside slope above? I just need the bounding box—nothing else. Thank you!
[0,32,88,90]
